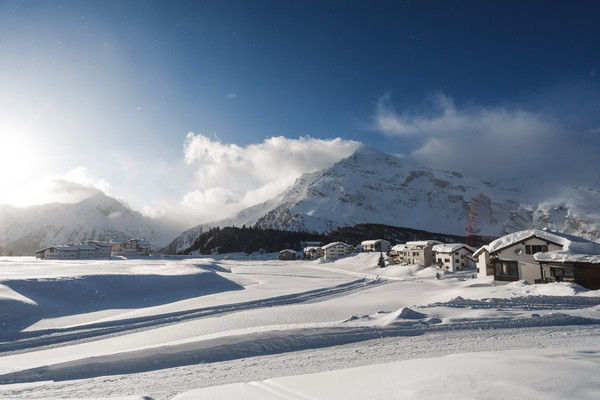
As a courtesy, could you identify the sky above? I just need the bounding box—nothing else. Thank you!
[1,0,599,228]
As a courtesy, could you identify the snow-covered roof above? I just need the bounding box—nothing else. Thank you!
[406,240,442,248]
[322,241,352,250]
[279,249,296,254]
[488,229,599,254]
[391,244,406,251]
[361,239,390,246]
[489,229,600,263]
[432,243,475,254]
[473,245,490,257]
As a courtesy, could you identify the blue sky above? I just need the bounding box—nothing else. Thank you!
[1,0,599,227]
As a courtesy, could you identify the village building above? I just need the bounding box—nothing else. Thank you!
[487,229,600,288]
[35,240,113,260]
[322,242,354,261]
[395,240,442,266]
[360,239,391,253]
[111,238,152,257]
[389,244,406,260]
[474,245,493,278]
[432,243,476,272]
[278,249,297,260]
[303,246,324,259]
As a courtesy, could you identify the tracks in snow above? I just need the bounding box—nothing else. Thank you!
[0,278,385,355]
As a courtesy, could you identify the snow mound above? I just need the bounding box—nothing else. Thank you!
[414,267,439,278]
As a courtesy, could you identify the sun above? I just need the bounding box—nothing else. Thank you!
[0,123,44,206]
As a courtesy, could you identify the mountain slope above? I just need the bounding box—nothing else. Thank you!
[166,147,600,253]
[0,193,175,255]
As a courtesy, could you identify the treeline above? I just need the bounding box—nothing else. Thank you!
[170,223,495,255]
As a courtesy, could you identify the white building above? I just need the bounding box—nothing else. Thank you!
[395,240,442,266]
[474,245,492,278]
[322,242,354,261]
[432,243,476,272]
[35,240,113,260]
[111,238,152,257]
[360,239,391,253]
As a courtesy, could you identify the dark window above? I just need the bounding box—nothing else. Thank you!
[495,261,519,281]
[526,245,548,254]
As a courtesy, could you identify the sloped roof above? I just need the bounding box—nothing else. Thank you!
[322,241,352,250]
[361,239,390,246]
[432,243,475,253]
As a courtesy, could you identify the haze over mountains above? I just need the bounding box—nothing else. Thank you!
[168,147,600,253]
[0,192,176,255]
[1,147,599,255]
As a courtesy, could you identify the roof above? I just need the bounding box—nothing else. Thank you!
[322,241,352,250]
[488,229,596,254]
[391,244,406,251]
[432,243,475,253]
[473,245,490,257]
[361,239,390,246]
[406,240,442,248]
[489,229,600,263]
[279,249,297,254]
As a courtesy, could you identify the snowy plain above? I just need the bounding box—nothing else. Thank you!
[1,253,600,399]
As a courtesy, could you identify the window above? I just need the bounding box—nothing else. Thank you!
[525,245,549,254]
[495,261,519,281]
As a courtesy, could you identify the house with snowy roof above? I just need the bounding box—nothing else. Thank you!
[278,249,298,260]
[487,229,600,288]
[35,240,113,260]
[360,239,391,253]
[394,240,442,266]
[432,243,476,272]
[111,238,151,257]
[321,242,354,261]
[389,244,406,258]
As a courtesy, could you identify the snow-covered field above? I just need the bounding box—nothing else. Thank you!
[1,253,600,399]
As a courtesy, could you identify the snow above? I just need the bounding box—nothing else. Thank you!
[174,346,600,400]
[1,253,600,399]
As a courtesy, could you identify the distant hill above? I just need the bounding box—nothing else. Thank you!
[0,192,176,255]
[163,223,495,255]
[165,147,600,254]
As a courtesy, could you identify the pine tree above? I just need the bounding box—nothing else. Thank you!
[378,251,386,268]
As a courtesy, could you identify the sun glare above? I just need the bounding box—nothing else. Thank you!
[0,122,44,206]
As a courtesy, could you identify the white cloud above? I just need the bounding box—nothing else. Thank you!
[372,93,568,179]
[175,134,362,223]
[226,93,237,99]
[42,167,112,203]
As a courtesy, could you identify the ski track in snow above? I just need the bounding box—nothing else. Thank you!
[0,278,385,354]
[1,254,600,399]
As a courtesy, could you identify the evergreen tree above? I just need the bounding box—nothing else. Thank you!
[378,251,386,268]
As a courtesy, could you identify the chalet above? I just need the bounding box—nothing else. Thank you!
[487,229,600,287]
[534,240,600,290]
[278,249,297,260]
[111,238,151,257]
[322,242,354,261]
[432,243,476,272]
[395,240,442,266]
[360,239,391,253]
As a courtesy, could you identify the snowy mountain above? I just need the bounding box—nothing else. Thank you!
[0,192,175,255]
[168,147,600,253]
